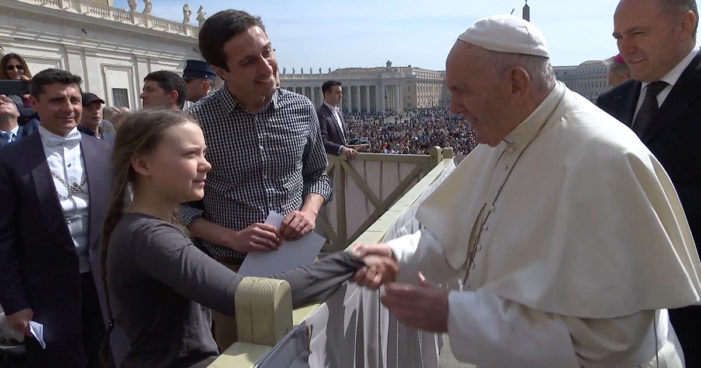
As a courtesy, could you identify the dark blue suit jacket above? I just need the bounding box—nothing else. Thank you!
[0,119,39,148]
[77,124,114,145]
[0,132,112,366]
[596,53,701,364]
[596,52,701,246]
[316,103,346,155]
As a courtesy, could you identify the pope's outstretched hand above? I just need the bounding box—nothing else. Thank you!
[351,243,397,289]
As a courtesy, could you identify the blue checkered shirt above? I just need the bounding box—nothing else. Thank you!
[180,87,332,261]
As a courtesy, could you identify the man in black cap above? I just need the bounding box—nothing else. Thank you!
[182,59,216,105]
[78,92,115,143]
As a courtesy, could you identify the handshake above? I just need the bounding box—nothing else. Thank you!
[350,243,398,289]
[348,242,450,333]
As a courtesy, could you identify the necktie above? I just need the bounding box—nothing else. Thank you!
[0,132,12,144]
[632,81,668,136]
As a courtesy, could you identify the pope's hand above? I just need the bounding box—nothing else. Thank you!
[380,272,449,333]
[356,254,399,289]
[350,243,397,289]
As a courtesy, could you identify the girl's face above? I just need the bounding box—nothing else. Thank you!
[137,121,211,204]
[4,58,25,80]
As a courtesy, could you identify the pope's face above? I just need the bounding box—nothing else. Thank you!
[446,41,514,147]
[613,0,695,82]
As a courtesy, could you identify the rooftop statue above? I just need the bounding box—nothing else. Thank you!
[183,4,191,24]
[143,0,152,15]
[197,6,206,26]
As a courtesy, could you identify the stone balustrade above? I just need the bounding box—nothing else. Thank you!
[13,0,198,38]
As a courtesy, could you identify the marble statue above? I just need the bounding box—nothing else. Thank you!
[143,0,152,15]
[183,4,191,24]
[197,6,206,26]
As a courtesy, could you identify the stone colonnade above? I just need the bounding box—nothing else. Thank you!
[281,82,404,113]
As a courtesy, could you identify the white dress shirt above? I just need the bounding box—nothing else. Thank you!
[0,125,20,143]
[634,46,700,121]
[323,101,345,141]
[38,125,91,273]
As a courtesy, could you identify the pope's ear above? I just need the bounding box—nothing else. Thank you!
[508,66,531,98]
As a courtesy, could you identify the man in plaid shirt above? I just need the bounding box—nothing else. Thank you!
[179,9,332,350]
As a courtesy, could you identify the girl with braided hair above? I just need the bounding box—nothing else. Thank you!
[100,109,396,367]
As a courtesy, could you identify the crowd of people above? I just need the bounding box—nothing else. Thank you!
[1,0,701,367]
[344,109,477,156]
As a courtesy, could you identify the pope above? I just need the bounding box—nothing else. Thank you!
[353,14,701,367]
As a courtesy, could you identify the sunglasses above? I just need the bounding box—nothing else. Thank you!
[5,64,24,72]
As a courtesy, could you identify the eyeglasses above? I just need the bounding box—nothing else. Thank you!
[5,64,24,72]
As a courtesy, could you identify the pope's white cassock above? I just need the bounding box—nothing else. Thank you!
[387,81,701,367]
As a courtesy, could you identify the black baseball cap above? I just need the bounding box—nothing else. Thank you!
[82,92,104,107]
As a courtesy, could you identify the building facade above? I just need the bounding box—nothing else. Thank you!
[280,62,448,113]
[1,0,200,110]
[554,60,610,102]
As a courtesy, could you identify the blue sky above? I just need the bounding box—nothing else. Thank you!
[114,0,620,70]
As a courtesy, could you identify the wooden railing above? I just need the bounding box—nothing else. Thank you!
[318,146,452,252]
[209,148,456,367]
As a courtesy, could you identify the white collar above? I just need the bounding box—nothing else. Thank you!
[0,125,20,136]
[642,46,699,89]
[38,125,81,148]
[324,101,340,111]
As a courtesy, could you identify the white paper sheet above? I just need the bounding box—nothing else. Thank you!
[28,321,46,349]
[238,211,326,277]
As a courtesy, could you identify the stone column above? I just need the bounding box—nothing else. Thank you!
[379,84,386,112]
[359,85,366,112]
[344,85,352,113]
[313,87,321,107]
[365,85,372,113]
[352,85,360,112]
[396,84,402,112]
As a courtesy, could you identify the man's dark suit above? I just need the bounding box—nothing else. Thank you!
[0,132,112,367]
[316,103,346,155]
[597,52,701,366]
[0,119,38,148]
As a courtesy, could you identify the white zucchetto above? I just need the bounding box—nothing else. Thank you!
[458,14,549,58]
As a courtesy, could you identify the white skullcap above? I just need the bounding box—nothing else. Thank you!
[457,14,549,57]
